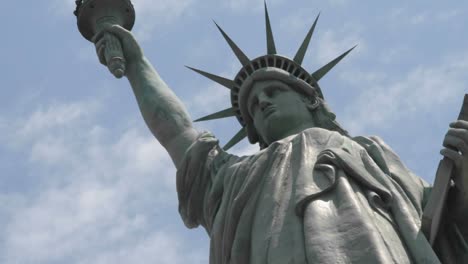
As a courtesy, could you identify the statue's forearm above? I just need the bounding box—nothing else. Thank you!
[126,57,198,166]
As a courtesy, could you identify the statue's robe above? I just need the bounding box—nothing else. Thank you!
[176,128,467,263]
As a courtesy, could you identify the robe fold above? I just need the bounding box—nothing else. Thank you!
[176,127,466,263]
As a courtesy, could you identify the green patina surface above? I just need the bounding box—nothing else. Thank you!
[78,1,468,263]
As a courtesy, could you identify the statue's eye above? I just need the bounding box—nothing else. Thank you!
[249,97,259,114]
[273,87,282,95]
[266,86,286,97]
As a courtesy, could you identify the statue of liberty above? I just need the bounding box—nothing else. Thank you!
[87,2,468,263]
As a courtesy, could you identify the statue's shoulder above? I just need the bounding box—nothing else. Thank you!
[353,135,386,147]
[353,135,400,162]
[352,135,396,156]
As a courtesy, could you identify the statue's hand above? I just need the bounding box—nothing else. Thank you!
[441,120,468,207]
[92,25,144,68]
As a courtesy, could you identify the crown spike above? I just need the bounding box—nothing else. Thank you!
[194,107,236,122]
[186,66,235,90]
[264,1,277,55]
[311,45,356,81]
[293,13,320,65]
[223,127,248,150]
[213,21,251,66]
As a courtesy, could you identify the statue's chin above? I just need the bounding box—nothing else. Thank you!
[259,112,314,144]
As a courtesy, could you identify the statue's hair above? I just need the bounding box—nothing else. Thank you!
[309,97,349,136]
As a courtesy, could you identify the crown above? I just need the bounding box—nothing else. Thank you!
[188,2,355,150]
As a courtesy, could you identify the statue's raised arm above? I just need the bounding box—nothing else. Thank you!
[94,25,198,168]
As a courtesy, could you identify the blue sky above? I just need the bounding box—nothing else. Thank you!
[1,0,468,263]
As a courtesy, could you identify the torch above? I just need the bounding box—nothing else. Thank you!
[74,0,135,78]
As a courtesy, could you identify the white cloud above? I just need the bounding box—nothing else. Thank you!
[410,13,428,25]
[186,61,239,116]
[436,9,462,21]
[15,100,100,145]
[326,0,349,7]
[0,97,208,263]
[341,51,468,134]
[190,83,231,114]
[278,9,365,66]
[278,15,309,37]
[224,0,256,12]
[385,8,463,28]
[29,136,72,165]
[77,232,195,264]
[223,0,284,13]
[278,8,319,36]
[48,0,75,17]
[132,0,195,41]
[377,47,409,65]
[314,26,364,66]
[49,0,194,42]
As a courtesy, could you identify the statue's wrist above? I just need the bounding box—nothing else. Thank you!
[125,55,147,78]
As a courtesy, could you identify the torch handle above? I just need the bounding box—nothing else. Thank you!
[104,32,126,78]
[422,94,468,245]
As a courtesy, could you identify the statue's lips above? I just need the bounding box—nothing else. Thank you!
[263,106,276,118]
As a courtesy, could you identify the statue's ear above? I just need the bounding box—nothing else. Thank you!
[304,96,320,111]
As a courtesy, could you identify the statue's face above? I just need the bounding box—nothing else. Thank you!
[247,80,317,144]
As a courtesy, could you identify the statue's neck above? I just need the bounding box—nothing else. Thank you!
[265,120,316,145]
